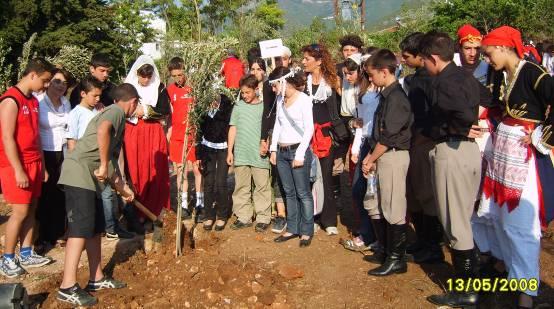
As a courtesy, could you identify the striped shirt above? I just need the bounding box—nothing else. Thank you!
[229,100,269,169]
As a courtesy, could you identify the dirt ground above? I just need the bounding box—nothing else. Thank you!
[1,173,554,308]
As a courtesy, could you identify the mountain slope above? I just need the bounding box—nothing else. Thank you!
[278,0,422,29]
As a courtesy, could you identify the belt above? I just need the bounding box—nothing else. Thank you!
[436,136,475,144]
[278,143,300,152]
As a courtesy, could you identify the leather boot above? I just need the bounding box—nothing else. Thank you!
[364,218,387,264]
[427,248,479,308]
[368,224,407,276]
[413,215,445,264]
[406,212,425,254]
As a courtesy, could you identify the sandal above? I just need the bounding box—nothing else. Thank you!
[340,238,371,252]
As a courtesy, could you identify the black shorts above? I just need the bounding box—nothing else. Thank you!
[64,185,105,238]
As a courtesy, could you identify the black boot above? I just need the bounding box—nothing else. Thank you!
[364,218,387,264]
[427,248,479,308]
[413,215,445,264]
[406,212,425,254]
[368,224,407,276]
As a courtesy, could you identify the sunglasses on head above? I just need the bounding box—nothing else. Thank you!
[310,44,321,52]
[51,78,68,86]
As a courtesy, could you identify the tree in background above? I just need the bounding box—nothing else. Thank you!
[0,0,155,85]
[431,0,554,41]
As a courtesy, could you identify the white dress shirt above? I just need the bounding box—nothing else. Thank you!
[39,95,71,151]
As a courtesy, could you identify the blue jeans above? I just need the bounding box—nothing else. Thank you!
[351,140,376,245]
[101,185,117,233]
[276,147,314,236]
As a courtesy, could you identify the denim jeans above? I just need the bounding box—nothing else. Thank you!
[276,147,314,236]
[351,140,376,245]
[101,185,117,233]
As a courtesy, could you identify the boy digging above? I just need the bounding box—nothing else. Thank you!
[0,58,54,278]
[57,84,139,306]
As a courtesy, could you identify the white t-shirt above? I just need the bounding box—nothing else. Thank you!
[270,92,314,162]
[39,95,71,151]
[66,105,99,140]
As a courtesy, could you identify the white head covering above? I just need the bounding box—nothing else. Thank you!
[347,53,363,66]
[125,55,161,107]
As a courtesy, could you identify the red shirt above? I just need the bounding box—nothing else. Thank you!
[167,83,194,142]
[0,87,41,167]
[222,57,244,89]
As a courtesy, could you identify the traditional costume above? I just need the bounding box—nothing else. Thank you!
[480,26,554,297]
[123,56,171,218]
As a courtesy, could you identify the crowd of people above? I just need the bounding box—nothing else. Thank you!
[0,23,553,308]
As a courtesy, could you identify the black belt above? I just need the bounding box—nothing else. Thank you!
[278,143,300,152]
[436,136,475,144]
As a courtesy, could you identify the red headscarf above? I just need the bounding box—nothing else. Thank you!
[457,24,482,44]
[482,26,524,59]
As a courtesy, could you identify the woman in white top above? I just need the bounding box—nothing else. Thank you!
[269,67,315,247]
[36,68,73,248]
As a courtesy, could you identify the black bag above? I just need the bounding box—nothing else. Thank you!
[0,283,29,309]
[329,118,350,142]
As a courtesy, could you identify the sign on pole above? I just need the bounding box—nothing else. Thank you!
[259,39,284,59]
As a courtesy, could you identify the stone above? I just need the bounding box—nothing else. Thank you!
[184,302,191,308]
[207,292,221,302]
[251,281,263,294]
[277,265,304,280]
[271,303,291,309]
[247,296,258,304]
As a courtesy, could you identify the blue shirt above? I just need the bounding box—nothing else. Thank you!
[66,105,98,140]
[358,91,380,138]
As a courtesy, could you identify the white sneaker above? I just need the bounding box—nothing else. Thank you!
[0,257,26,278]
[325,226,339,236]
[20,251,52,268]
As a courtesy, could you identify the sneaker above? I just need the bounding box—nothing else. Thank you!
[0,257,26,278]
[255,223,270,233]
[325,226,339,236]
[271,217,287,234]
[230,220,253,230]
[20,251,52,268]
[85,277,127,292]
[106,227,135,240]
[57,284,97,307]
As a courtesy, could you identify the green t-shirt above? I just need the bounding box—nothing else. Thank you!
[58,105,126,192]
[229,100,269,169]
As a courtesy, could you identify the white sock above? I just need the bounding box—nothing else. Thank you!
[196,192,204,208]
[181,192,188,208]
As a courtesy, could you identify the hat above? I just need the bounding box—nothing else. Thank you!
[457,24,482,45]
[281,46,292,58]
[482,26,524,59]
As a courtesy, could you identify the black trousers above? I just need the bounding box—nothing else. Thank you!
[201,146,230,220]
[318,148,337,228]
[36,151,66,244]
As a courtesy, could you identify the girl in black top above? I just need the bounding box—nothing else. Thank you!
[301,43,342,235]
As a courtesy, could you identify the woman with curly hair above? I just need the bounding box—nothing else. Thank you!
[301,43,345,235]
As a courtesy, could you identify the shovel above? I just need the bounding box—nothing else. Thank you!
[107,179,163,243]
